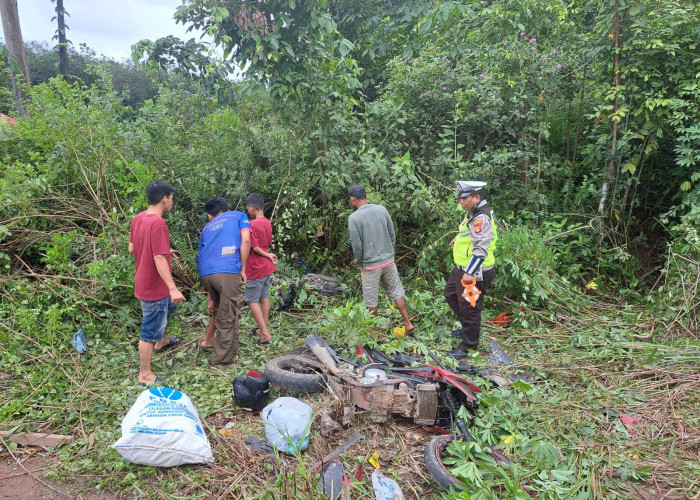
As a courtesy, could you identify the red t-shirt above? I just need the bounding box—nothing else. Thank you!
[129,212,171,301]
[246,217,276,280]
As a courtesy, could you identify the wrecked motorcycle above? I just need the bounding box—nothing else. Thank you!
[274,274,349,311]
[264,334,510,491]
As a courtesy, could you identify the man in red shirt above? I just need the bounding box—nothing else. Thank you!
[244,193,277,346]
[128,180,185,385]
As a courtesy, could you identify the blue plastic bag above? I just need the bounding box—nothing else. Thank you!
[71,328,87,353]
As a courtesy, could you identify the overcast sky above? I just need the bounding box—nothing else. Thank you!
[7,0,205,61]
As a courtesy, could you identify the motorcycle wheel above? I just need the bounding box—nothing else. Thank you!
[264,355,328,393]
[425,435,510,491]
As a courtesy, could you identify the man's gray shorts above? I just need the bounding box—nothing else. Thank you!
[360,263,405,307]
[244,275,272,303]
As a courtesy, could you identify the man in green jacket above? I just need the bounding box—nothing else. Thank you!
[348,185,415,334]
[444,181,498,359]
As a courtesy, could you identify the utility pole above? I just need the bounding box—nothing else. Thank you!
[54,0,69,78]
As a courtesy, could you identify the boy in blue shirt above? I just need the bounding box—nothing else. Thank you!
[197,197,250,365]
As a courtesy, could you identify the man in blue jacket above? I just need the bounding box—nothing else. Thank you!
[197,197,250,366]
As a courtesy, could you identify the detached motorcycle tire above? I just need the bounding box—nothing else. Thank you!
[425,435,510,491]
[264,355,328,393]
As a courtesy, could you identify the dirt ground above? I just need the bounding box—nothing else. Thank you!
[0,452,114,500]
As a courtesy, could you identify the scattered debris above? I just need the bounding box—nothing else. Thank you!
[488,309,523,326]
[404,431,422,444]
[262,397,313,454]
[457,363,512,387]
[341,407,354,427]
[0,431,74,448]
[487,340,513,366]
[510,370,535,383]
[371,469,405,500]
[619,413,643,437]
[302,274,349,297]
[275,273,349,310]
[392,325,407,337]
[233,369,270,411]
[218,427,234,438]
[488,312,514,326]
[368,450,380,469]
[319,412,342,436]
[455,340,535,387]
[313,431,363,468]
[71,328,87,354]
[353,463,363,483]
[244,436,275,456]
[316,459,347,500]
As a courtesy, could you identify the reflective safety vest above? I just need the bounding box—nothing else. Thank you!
[452,206,498,269]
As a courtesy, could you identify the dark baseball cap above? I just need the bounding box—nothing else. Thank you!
[347,184,367,199]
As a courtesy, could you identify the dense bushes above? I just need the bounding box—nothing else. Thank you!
[0,5,697,497]
[1,0,698,345]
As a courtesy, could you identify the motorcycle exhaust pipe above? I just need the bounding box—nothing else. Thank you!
[305,334,344,377]
[305,335,412,387]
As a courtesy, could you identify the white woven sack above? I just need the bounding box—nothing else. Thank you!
[112,386,214,467]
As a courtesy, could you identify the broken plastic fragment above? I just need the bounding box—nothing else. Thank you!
[71,328,87,353]
[368,450,380,469]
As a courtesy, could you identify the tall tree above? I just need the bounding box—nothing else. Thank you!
[52,0,69,78]
[0,0,30,115]
[147,0,365,247]
[598,0,622,214]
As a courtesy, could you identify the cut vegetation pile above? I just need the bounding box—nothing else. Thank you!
[1,279,698,499]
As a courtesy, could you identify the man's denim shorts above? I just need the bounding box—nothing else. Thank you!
[140,296,176,343]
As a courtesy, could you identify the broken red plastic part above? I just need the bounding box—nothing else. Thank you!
[489,312,514,326]
[619,413,642,437]
[353,464,362,483]
[422,426,450,435]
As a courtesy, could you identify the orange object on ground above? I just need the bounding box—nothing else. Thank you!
[489,312,514,326]
[460,278,481,307]
[489,308,524,326]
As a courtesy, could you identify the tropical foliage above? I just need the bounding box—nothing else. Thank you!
[0,0,698,497]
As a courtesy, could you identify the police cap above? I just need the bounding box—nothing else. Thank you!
[455,181,487,198]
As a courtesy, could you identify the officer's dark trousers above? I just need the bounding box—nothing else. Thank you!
[444,266,496,351]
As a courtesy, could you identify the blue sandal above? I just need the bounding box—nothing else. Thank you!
[138,376,165,387]
[255,338,271,348]
[154,336,181,353]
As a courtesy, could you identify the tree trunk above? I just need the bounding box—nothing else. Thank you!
[565,74,572,163]
[599,0,621,214]
[0,0,30,116]
[56,0,69,78]
[570,64,587,174]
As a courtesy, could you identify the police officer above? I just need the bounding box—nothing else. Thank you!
[444,181,498,360]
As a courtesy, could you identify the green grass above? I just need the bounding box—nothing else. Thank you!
[1,283,698,499]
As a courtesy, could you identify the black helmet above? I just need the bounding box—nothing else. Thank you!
[233,370,270,411]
